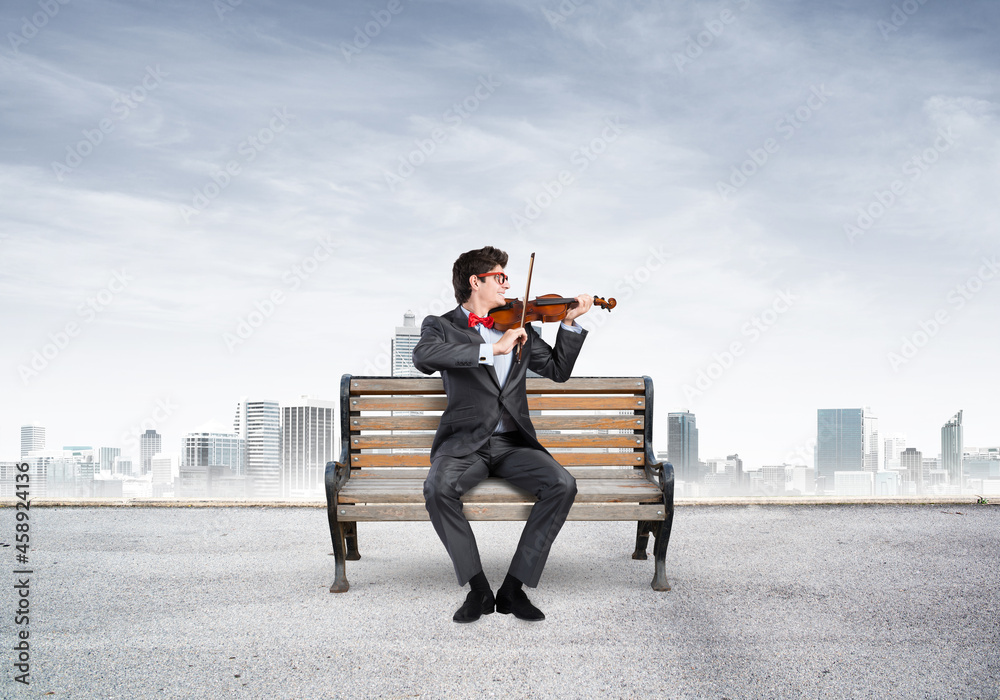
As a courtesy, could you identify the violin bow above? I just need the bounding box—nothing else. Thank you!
[515,252,535,363]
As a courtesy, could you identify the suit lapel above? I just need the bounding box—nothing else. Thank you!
[444,306,502,389]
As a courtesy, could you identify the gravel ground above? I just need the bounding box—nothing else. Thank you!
[1,504,998,699]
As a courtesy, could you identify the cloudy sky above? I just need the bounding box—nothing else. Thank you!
[2,0,998,470]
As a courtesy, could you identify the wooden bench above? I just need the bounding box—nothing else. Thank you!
[324,374,675,593]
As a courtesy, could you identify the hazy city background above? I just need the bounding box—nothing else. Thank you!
[4,311,996,500]
[3,1,999,486]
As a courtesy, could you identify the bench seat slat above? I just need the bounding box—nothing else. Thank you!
[338,478,663,504]
[349,415,644,431]
[349,434,644,450]
[348,467,651,479]
[349,452,644,468]
[335,503,667,522]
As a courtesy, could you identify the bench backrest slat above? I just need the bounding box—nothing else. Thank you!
[340,375,653,480]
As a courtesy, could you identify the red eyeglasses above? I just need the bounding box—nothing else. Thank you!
[476,272,508,284]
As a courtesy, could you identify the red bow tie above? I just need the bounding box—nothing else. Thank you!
[468,312,494,329]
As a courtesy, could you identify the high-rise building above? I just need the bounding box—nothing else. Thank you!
[817,408,877,492]
[20,424,45,458]
[863,408,880,472]
[98,447,121,473]
[393,310,422,377]
[900,447,923,493]
[941,410,964,490]
[883,434,907,469]
[281,397,336,498]
[667,412,699,483]
[140,430,161,475]
[234,400,281,498]
[183,432,245,474]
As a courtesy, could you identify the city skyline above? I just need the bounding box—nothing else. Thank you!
[3,1,999,470]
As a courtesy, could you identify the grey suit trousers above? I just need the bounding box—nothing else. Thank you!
[423,431,578,588]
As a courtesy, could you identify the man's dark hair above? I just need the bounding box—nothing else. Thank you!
[452,246,509,303]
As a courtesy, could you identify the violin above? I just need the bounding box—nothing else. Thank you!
[488,294,616,331]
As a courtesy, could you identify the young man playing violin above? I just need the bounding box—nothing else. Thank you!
[412,246,593,623]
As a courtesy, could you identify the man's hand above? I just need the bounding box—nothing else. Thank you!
[563,294,593,325]
[493,328,528,355]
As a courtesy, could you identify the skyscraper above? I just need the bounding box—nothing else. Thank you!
[20,424,45,458]
[281,397,336,498]
[900,447,923,494]
[883,434,907,469]
[98,447,121,473]
[862,408,879,473]
[667,412,699,482]
[393,310,422,377]
[816,408,864,492]
[941,410,964,490]
[234,400,281,498]
[140,429,161,475]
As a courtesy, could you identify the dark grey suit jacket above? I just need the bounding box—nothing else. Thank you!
[412,305,588,461]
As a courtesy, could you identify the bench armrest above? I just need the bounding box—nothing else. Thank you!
[324,460,351,498]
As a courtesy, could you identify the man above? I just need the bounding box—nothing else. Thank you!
[412,246,593,623]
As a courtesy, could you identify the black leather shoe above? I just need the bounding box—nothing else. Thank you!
[453,589,495,623]
[495,588,545,621]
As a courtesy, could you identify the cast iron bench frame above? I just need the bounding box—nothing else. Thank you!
[324,374,675,593]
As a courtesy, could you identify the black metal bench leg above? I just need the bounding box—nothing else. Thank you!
[632,520,653,560]
[329,518,350,593]
[650,510,674,591]
[345,522,360,561]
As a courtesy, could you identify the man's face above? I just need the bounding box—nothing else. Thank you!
[472,264,510,308]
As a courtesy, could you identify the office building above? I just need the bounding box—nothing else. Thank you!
[151,453,180,485]
[20,424,45,458]
[234,400,281,498]
[863,408,880,472]
[140,430,162,475]
[883,434,907,470]
[98,447,121,473]
[816,408,877,492]
[941,410,963,490]
[834,471,873,496]
[281,397,336,498]
[668,411,699,483]
[392,310,422,377]
[900,447,923,493]
[183,433,245,475]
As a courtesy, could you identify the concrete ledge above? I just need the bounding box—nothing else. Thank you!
[0,495,993,507]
